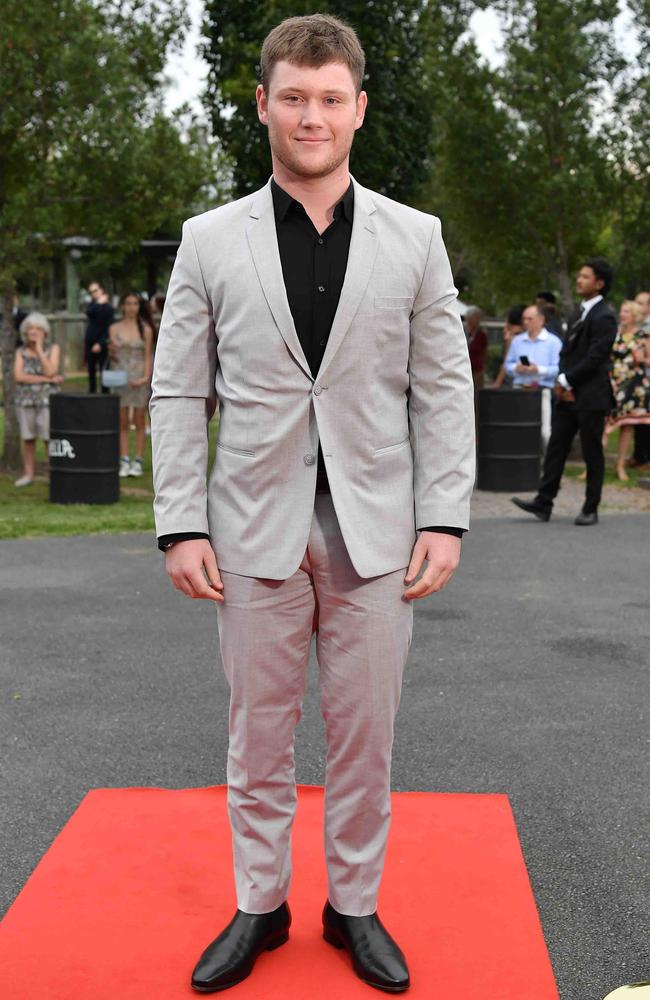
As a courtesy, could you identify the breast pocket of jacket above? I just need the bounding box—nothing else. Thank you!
[375,296,412,312]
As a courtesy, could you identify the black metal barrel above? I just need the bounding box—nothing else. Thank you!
[477,388,542,492]
[49,394,120,504]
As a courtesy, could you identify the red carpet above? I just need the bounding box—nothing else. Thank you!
[0,786,558,998]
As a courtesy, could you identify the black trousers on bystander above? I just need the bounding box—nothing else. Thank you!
[536,402,607,514]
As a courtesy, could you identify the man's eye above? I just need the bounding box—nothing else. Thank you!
[325,98,339,105]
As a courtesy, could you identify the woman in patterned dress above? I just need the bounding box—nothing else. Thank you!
[604,300,650,480]
[108,291,154,477]
[13,312,64,486]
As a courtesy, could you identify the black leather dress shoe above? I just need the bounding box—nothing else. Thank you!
[191,902,290,993]
[322,901,410,993]
[574,509,598,525]
[511,497,551,521]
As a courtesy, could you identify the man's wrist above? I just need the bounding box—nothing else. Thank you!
[418,526,465,539]
[157,531,210,553]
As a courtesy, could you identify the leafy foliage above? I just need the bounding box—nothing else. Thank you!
[419,0,624,312]
[0,0,225,468]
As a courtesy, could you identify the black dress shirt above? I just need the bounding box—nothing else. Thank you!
[157,179,463,550]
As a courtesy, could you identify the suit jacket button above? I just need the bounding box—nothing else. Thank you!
[313,384,322,395]
[303,454,315,465]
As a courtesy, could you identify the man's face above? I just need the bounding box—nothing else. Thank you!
[88,283,103,302]
[634,291,650,319]
[256,60,367,181]
[575,267,603,299]
[523,306,544,337]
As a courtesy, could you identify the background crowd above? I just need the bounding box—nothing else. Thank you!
[464,279,650,475]
[8,264,650,495]
[11,284,161,487]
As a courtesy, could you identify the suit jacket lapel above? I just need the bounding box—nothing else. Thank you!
[316,177,378,381]
[246,180,312,380]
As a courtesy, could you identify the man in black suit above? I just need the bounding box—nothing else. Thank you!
[512,258,617,526]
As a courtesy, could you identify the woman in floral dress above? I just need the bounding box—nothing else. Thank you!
[604,300,650,480]
[13,312,64,486]
[108,291,154,477]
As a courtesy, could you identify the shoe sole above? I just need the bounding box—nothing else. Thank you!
[190,931,289,993]
[323,927,410,993]
[511,500,550,522]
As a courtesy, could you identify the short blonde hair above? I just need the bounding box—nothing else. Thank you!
[19,312,52,344]
[260,13,365,95]
[621,300,645,326]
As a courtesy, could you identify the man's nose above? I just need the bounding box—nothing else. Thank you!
[300,100,326,126]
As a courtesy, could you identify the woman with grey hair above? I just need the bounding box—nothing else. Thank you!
[13,312,63,486]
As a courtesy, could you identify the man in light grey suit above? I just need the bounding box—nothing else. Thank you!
[150,13,475,994]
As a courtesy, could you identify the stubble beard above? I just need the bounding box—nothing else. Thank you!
[268,121,354,180]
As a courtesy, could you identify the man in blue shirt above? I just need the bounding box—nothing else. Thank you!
[505,304,562,388]
[505,303,562,446]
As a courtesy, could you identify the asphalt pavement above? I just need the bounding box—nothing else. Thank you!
[1,516,648,1000]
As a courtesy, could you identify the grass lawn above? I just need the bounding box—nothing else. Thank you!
[0,375,219,540]
[0,376,645,540]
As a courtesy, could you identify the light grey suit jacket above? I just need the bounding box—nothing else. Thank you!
[150,176,475,580]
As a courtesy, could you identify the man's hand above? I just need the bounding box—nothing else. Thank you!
[165,539,224,602]
[554,383,575,403]
[403,532,462,601]
[90,343,102,354]
[515,362,539,374]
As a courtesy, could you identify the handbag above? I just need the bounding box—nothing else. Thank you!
[101,368,129,388]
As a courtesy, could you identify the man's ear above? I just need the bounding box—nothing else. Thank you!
[354,90,367,130]
[256,84,268,125]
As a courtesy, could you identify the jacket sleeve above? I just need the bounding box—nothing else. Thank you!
[149,220,218,537]
[563,310,617,387]
[408,217,476,530]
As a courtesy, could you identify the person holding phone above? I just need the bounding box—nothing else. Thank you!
[504,304,562,445]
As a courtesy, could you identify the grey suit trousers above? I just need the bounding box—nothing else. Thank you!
[216,492,414,916]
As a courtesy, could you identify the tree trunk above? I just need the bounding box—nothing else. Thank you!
[554,229,575,317]
[1,284,22,473]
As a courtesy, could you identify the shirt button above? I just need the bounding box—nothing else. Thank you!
[303,454,315,465]
[319,339,325,347]
[317,285,325,293]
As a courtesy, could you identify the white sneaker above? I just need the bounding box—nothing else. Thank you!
[14,475,33,487]
[119,456,131,478]
[129,458,143,477]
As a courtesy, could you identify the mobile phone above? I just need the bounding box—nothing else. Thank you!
[519,355,530,366]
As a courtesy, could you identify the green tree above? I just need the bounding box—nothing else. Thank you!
[0,0,224,471]
[420,0,622,313]
[605,0,650,295]
[201,0,434,202]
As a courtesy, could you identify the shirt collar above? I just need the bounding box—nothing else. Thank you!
[271,177,354,224]
[580,294,603,316]
[521,328,549,342]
